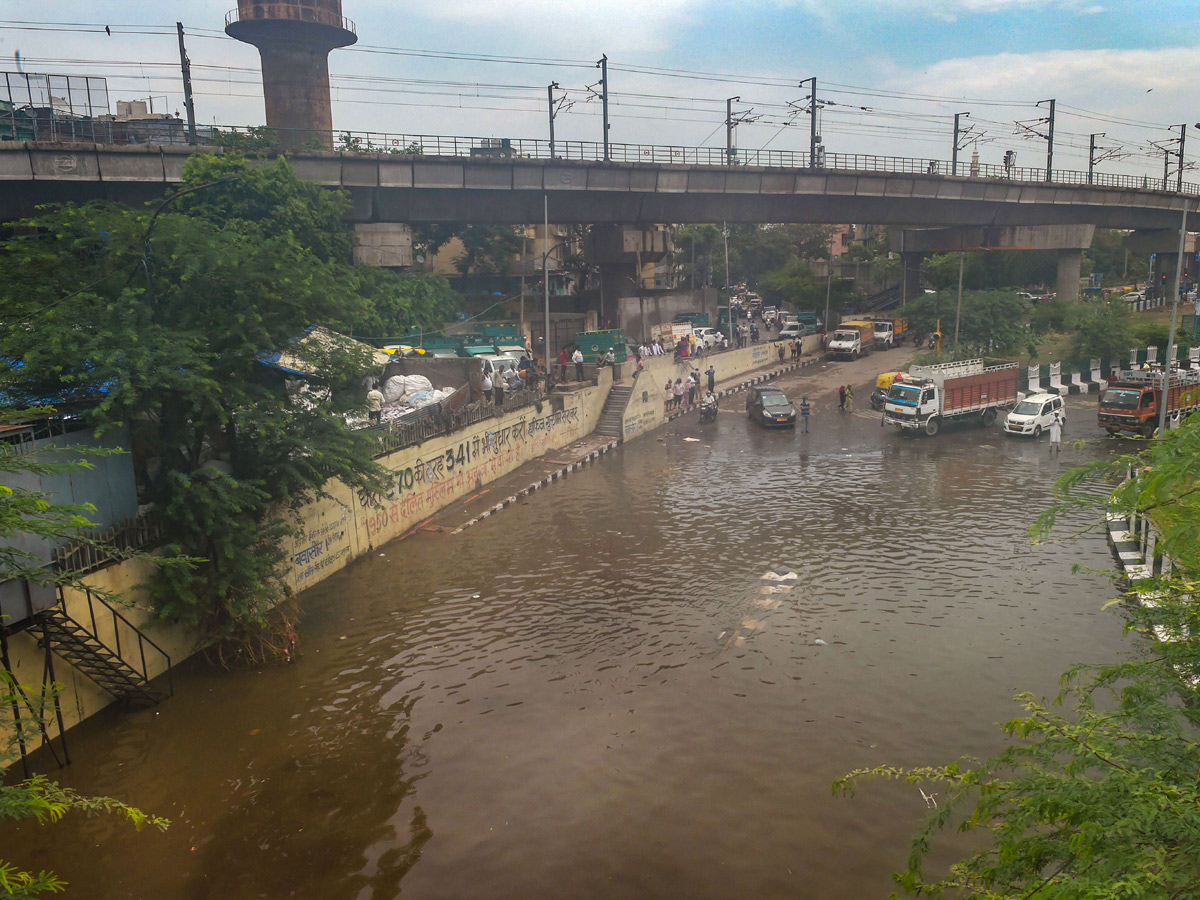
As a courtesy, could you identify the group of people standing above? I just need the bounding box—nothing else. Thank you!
[482,356,541,406]
[838,384,854,412]
[665,365,717,410]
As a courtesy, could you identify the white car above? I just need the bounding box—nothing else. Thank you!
[1003,392,1065,437]
[1120,291,1146,303]
[693,327,725,349]
[777,323,806,342]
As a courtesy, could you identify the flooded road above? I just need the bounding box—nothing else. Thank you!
[8,362,1134,899]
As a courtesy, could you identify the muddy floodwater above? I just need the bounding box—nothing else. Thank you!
[7,370,1134,899]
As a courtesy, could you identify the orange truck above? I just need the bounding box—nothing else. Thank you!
[1098,366,1200,436]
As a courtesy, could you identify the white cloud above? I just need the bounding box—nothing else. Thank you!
[355,0,699,55]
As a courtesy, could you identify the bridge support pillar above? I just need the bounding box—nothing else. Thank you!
[900,252,925,305]
[1055,249,1083,302]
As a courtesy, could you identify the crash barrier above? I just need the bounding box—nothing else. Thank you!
[1024,346,1200,396]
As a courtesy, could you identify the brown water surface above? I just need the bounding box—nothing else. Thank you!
[7,378,1131,899]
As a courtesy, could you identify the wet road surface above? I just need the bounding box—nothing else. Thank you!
[7,354,1134,899]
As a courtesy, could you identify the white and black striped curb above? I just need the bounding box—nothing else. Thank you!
[1106,512,1153,584]
[665,356,820,422]
[452,439,620,533]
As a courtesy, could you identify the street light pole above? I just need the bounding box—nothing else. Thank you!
[722,222,733,347]
[1159,202,1189,436]
[544,194,551,374]
[953,251,965,354]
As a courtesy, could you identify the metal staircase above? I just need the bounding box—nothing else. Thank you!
[864,283,903,312]
[595,384,634,440]
[36,589,171,707]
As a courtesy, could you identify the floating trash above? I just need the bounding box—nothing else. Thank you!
[760,569,798,582]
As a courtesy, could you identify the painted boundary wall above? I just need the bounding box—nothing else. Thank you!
[4,375,611,760]
[285,371,611,591]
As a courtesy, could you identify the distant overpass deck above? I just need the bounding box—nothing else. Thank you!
[0,130,1196,230]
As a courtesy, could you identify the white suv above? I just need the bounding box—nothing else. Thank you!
[1003,392,1064,437]
[693,327,724,349]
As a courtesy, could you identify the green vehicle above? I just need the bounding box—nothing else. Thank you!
[574,329,630,364]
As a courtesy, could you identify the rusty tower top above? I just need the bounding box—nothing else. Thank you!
[225,1,357,148]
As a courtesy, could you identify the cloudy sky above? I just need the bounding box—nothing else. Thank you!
[3,1,1199,181]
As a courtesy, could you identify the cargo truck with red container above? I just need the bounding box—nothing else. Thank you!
[882,358,1019,436]
[1097,365,1200,437]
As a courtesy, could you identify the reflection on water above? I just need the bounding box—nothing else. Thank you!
[6,393,1131,899]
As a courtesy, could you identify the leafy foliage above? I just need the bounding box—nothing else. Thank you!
[0,155,434,644]
[0,433,169,898]
[898,289,1032,357]
[838,414,1200,898]
[1067,294,1133,366]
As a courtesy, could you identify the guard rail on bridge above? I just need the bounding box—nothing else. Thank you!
[5,123,1197,197]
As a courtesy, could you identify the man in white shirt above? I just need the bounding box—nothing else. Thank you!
[572,348,584,381]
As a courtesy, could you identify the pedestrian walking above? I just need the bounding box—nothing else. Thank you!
[706,364,716,394]
[572,347,584,381]
[845,384,854,413]
[838,384,846,411]
[799,396,811,432]
[366,382,384,424]
[1049,411,1063,453]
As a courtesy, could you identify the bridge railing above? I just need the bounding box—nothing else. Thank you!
[7,122,1199,196]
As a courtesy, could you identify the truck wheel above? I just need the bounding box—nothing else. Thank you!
[981,408,997,427]
[1105,427,1118,436]
[924,417,941,436]
[851,349,859,360]
[1032,425,1042,438]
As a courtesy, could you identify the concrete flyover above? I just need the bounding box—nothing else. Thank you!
[0,140,1197,231]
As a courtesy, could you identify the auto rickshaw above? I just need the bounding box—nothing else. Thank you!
[870,371,906,410]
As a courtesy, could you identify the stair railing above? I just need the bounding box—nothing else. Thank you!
[60,586,174,698]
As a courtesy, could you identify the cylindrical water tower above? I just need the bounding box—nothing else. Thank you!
[225,1,356,148]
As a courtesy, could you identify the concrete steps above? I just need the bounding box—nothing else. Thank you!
[595,385,633,440]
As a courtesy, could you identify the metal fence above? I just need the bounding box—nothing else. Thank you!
[52,510,163,576]
[363,386,545,458]
[11,120,1198,196]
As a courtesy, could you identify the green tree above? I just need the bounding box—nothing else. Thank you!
[0,159,397,651]
[1068,294,1133,365]
[1,412,169,898]
[836,415,1200,898]
[899,290,1031,357]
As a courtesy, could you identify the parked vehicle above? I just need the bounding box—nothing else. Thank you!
[883,358,1019,436]
[870,371,907,410]
[693,326,724,350]
[1003,392,1065,437]
[1120,290,1146,303]
[777,322,806,342]
[746,385,796,428]
[866,316,908,349]
[795,310,823,333]
[826,321,875,360]
[1098,366,1200,436]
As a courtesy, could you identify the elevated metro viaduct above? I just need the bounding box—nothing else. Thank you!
[1,141,1196,300]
